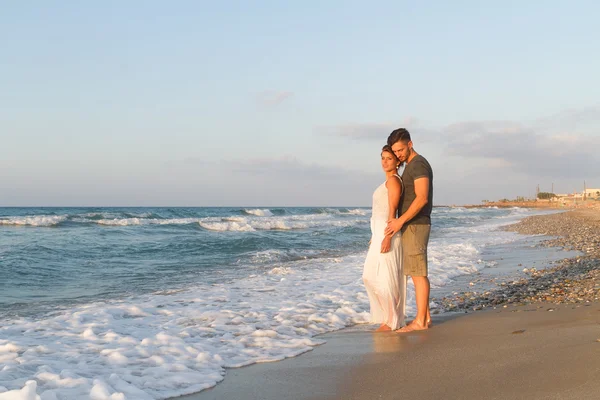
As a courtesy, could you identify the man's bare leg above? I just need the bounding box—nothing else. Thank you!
[398,276,430,332]
[426,298,432,327]
[411,307,432,326]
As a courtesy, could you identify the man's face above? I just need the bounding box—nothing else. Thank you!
[391,140,412,163]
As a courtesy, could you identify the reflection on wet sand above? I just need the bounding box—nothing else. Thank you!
[370,330,429,353]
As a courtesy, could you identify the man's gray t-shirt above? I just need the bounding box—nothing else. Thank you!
[400,154,433,225]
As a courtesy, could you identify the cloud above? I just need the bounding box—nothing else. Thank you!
[443,118,600,179]
[433,109,600,203]
[313,106,599,204]
[174,156,362,181]
[319,117,438,142]
[319,122,400,140]
[532,106,600,133]
[257,91,293,106]
[158,156,380,206]
[233,156,330,177]
[444,120,526,136]
[3,155,381,206]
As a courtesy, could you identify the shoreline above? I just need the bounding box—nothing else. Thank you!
[177,302,600,400]
[435,209,599,312]
[175,208,600,400]
[457,200,600,209]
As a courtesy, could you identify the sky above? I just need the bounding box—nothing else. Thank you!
[2,1,599,206]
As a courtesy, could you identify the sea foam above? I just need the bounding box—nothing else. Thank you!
[0,206,553,399]
[0,216,67,227]
[243,209,274,217]
[0,255,374,399]
[199,214,364,231]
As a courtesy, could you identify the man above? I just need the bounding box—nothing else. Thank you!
[384,128,433,332]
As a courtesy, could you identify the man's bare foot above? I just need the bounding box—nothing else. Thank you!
[406,319,433,327]
[396,321,428,333]
[375,324,392,332]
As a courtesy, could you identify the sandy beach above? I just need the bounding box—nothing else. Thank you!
[177,303,599,400]
[175,208,600,400]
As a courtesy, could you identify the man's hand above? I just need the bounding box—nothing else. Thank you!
[385,218,403,237]
[380,236,392,253]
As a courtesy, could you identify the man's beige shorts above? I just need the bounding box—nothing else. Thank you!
[401,224,431,277]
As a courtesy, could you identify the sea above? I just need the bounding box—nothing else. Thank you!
[0,206,557,399]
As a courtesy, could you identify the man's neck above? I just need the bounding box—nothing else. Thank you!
[406,150,419,164]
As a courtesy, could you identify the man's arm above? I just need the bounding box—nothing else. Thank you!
[385,177,429,236]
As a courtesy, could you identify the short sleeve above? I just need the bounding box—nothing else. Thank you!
[410,158,431,180]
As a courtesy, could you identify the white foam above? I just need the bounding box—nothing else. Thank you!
[321,208,370,216]
[65,214,365,230]
[0,380,40,400]
[0,210,369,230]
[199,214,364,232]
[0,216,67,227]
[93,218,199,226]
[0,254,379,399]
[0,207,548,399]
[246,249,325,265]
[243,209,274,217]
[199,220,256,231]
[345,208,369,216]
[426,207,553,288]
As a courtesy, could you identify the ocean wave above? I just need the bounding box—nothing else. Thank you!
[242,209,274,217]
[0,255,372,399]
[314,208,370,216]
[0,209,370,229]
[199,221,256,231]
[199,216,363,232]
[0,215,67,227]
[0,206,552,399]
[345,208,369,216]
[246,249,333,264]
[91,217,200,226]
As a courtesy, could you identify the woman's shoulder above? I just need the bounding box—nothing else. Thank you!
[385,175,401,188]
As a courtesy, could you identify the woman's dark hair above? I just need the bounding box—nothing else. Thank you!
[381,145,400,163]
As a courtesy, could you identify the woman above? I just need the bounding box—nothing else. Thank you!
[363,145,406,331]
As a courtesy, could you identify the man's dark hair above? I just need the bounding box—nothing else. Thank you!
[387,128,411,146]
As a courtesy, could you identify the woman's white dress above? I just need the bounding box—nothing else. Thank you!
[362,176,406,330]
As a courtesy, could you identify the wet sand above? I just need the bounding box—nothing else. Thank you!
[175,303,599,400]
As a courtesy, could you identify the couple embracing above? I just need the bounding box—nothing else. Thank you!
[363,128,433,333]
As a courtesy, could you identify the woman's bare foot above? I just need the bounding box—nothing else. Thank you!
[375,323,392,332]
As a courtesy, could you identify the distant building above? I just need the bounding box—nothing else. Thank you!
[555,193,582,200]
[549,190,599,201]
[583,188,600,199]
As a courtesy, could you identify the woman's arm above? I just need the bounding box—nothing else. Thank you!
[381,176,402,253]
[386,176,401,222]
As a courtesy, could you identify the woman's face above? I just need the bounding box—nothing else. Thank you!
[381,151,398,173]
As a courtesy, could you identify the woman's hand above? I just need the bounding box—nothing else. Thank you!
[380,236,392,253]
